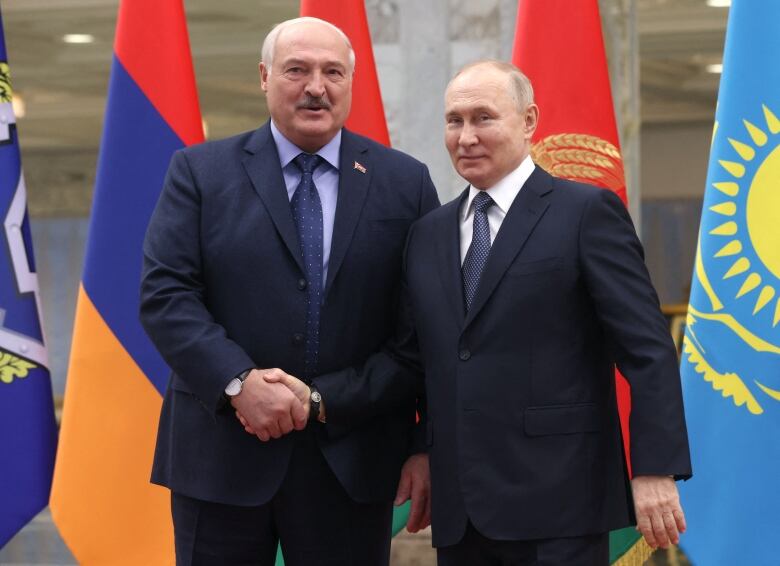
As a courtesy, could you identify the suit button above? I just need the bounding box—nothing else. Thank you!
[293,333,305,346]
[297,278,307,291]
[459,349,471,361]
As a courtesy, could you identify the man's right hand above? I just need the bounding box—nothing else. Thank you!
[230,368,308,441]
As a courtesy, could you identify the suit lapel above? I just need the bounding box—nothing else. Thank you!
[436,191,468,323]
[324,129,371,296]
[241,123,304,274]
[463,166,552,330]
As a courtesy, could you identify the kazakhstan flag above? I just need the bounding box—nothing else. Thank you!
[679,1,780,565]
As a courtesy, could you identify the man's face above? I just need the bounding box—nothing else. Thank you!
[260,22,353,152]
[444,65,538,189]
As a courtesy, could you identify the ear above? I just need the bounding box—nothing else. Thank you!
[524,103,539,139]
[259,62,269,92]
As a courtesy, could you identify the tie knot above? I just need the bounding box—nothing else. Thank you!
[294,153,323,175]
[472,191,494,214]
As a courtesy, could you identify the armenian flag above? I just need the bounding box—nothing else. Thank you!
[49,1,203,563]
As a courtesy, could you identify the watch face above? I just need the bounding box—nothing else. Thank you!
[311,391,322,403]
[225,378,242,397]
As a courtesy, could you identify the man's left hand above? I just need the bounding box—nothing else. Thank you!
[394,453,431,533]
[631,475,686,549]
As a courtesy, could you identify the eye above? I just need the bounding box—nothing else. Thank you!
[327,68,345,77]
[446,116,463,126]
[286,66,304,75]
[478,113,492,122]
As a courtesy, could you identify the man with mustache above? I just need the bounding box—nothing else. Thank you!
[140,17,438,566]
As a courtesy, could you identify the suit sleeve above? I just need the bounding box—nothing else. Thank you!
[578,187,692,480]
[312,163,438,433]
[140,150,255,413]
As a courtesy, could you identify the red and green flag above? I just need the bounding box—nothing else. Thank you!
[513,1,650,564]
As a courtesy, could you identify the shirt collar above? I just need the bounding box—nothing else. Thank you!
[270,120,342,171]
[463,155,536,220]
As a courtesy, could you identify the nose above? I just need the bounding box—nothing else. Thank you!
[304,70,326,98]
[459,123,478,148]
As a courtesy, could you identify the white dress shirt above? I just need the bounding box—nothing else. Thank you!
[459,155,536,264]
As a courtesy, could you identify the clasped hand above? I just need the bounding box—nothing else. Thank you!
[231,368,310,441]
[233,368,432,533]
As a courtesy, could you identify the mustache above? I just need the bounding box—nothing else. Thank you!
[297,95,332,111]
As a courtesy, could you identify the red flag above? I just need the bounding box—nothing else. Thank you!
[512,0,631,458]
[513,0,626,202]
[512,2,650,563]
[512,0,651,564]
[298,1,415,537]
[300,0,390,145]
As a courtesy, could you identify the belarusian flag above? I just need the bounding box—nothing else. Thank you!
[301,0,390,146]
[302,0,407,532]
[513,1,650,564]
[266,2,399,564]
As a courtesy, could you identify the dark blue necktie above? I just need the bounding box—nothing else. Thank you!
[462,191,495,311]
[291,153,324,378]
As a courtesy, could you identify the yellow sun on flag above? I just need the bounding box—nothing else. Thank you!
[708,104,780,326]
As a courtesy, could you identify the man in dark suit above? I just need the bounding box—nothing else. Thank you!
[271,59,693,565]
[406,60,691,565]
[140,17,438,566]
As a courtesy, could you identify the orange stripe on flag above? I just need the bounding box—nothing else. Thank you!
[50,285,173,565]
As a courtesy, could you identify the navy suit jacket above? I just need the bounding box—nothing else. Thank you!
[140,122,439,506]
[400,166,691,546]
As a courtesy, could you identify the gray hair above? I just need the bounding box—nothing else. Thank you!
[261,17,356,74]
[451,60,535,111]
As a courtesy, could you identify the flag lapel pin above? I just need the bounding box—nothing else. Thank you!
[353,161,367,174]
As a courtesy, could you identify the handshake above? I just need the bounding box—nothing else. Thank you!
[231,369,432,533]
[230,368,321,442]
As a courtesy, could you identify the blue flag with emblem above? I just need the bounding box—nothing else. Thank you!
[679,1,780,564]
[0,8,58,548]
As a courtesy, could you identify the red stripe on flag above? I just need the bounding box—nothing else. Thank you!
[512,0,632,473]
[512,0,621,160]
[300,0,390,145]
[114,0,204,147]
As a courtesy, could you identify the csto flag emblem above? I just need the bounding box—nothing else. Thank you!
[1,14,57,548]
[683,103,780,415]
[0,62,46,389]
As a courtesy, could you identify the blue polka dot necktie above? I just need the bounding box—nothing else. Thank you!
[462,191,495,311]
[291,153,324,378]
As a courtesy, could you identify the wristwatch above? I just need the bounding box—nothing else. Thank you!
[309,385,323,423]
[225,369,251,397]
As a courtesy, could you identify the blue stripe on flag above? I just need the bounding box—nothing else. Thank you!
[81,56,183,394]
